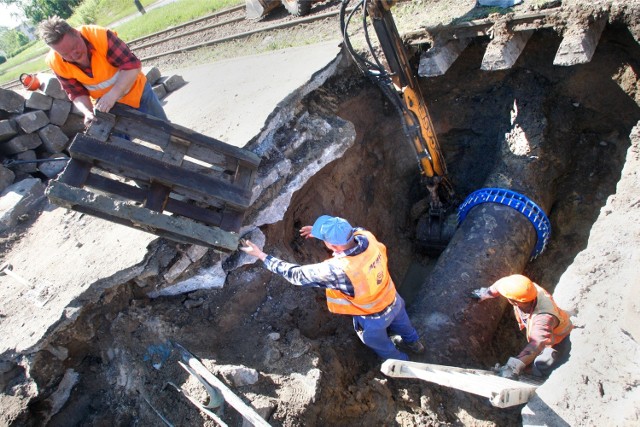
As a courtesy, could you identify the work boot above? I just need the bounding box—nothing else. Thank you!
[391,336,425,354]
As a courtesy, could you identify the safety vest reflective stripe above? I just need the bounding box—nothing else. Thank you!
[83,70,120,91]
[326,295,378,310]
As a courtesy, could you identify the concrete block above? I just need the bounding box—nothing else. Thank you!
[0,119,19,142]
[25,91,53,111]
[1,133,42,155]
[12,150,37,174]
[49,98,72,126]
[554,18,607,66]
[15,110,50,134]
[60,114,85,138]
[0,88,25,114]
[152,84,167,100]
[481,29,534,71]
[160,74,186,92]
[419,37,471,77]
[38,73,68,100]
[38,124,69,153]
[144,66,162,85]
[38,154,69,179]
[0,177,46,233]
[0,166,15,192]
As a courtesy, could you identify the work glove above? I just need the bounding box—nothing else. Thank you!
[470,287,492,301]
[493,357,526,379]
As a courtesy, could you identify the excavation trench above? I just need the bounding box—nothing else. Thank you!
[12,23,640,426]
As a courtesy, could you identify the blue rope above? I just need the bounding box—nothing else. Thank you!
[457,188,551,259]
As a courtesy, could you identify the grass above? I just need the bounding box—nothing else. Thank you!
[0,0,243,85]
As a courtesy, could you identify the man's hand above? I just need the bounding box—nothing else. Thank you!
[493,357,526,379]
[239,239,267,261]
[82,111,96,127]
[94,90,120,113]
[299,225,313,239]
[470,287,493,301]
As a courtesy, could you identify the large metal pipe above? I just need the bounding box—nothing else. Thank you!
[409,71,574,366]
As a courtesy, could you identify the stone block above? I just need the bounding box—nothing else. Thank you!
[38,154,69,179]
[0,119,19,142]
[60,114,85,138]
[15,110,50,134]
[0,166,15,192]
[159,74,186,92]
[25,91,53,111]
[38,124,69,153]
[12,150,37,174]
[38,73,69,100]
[0,177,46,233]
[49,98,72,126]
[152,84,167,100]
[144,66,162,86]
[1,133,42,155]
[0,88,25,114]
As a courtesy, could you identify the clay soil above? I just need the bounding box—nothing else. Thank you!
[1,0,640,426]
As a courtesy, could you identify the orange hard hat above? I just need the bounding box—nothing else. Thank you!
[493,274,537,302]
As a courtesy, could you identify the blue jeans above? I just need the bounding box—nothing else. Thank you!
[137,82,168,121]
[352,294,419,360]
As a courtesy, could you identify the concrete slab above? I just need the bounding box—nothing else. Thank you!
[160,40,342,147]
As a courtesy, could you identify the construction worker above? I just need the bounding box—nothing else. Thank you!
[240,215,424,361]
[37,16,167,126]
[473,274,573,378]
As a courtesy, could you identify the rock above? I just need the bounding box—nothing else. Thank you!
[60,114,85,138]
[49,99,72,126]
[38,124,69,153]
[159,74,187,92]
[0,88,24,114]
[38,73,68,100]
[38,154,69,179]
[0,119,19,142]
[0,166,15,192]
[14,110,50,134]
[144,66,162,85]
[25,91,53,111]
[152,84,167,100]
[0,177,46,232]
[215,364,259,386]
[12,150,37,174]
[1,133,42,155]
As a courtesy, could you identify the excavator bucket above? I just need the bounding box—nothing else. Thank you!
[415,210,458,254]
[245,0,281,20]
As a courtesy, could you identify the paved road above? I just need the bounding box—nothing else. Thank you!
[161,39,342,147]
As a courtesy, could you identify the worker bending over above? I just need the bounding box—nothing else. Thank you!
[37,16,168,126]
[240,215,424,361]
[474,274,573,378]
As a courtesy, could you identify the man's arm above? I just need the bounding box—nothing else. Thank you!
[93,68,139,113]
[72,95,95,125]
[240,239,353,293]
[515,313,559,366]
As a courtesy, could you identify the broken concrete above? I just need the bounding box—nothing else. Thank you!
[0,178,46,232]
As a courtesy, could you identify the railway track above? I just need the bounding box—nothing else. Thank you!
[0,1,344,91]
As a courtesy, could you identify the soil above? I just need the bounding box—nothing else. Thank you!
[1,0,639,426]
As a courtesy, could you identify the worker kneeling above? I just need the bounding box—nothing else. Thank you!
[474,274,573,379]
[240,215,424,361]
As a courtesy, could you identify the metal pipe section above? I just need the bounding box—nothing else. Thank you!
[409,71,574,367]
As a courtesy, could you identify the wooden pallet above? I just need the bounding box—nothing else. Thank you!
[46,105,260,252]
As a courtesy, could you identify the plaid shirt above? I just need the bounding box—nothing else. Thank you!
[56,29,142,101]
[263,230,370,298]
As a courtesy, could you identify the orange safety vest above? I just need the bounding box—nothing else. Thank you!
[325,230,397,316]
[515,283,573,346]
[45,25,146,108]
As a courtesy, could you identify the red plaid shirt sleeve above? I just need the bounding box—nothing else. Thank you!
[56,29,141,101]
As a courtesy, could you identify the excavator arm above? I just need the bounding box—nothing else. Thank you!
[340,0,455,249]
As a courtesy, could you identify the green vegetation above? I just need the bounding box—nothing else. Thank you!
[0,0,242,85]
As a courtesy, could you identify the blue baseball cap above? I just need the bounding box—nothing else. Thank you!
[311,215,354,245]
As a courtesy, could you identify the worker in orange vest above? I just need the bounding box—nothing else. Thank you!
[240,215,424,361]
[37,16,167,126]
[473,274,573,378]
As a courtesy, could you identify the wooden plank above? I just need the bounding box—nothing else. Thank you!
[418,37,471,77]
[162,135,190,166]
[69,134,253,209]
[553,17,607,66]
[84,174,227,228]
[86,111,115,142]
[481,29,534,71]
[381,360,540,408]
[112,116,172,149]
[175,343,271,427]
[108,134,164,161]
[145,182,170,211]
[186,142,230,170]
[111,104,261,168]
[46,181,239,251]
[58,158,91,187]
